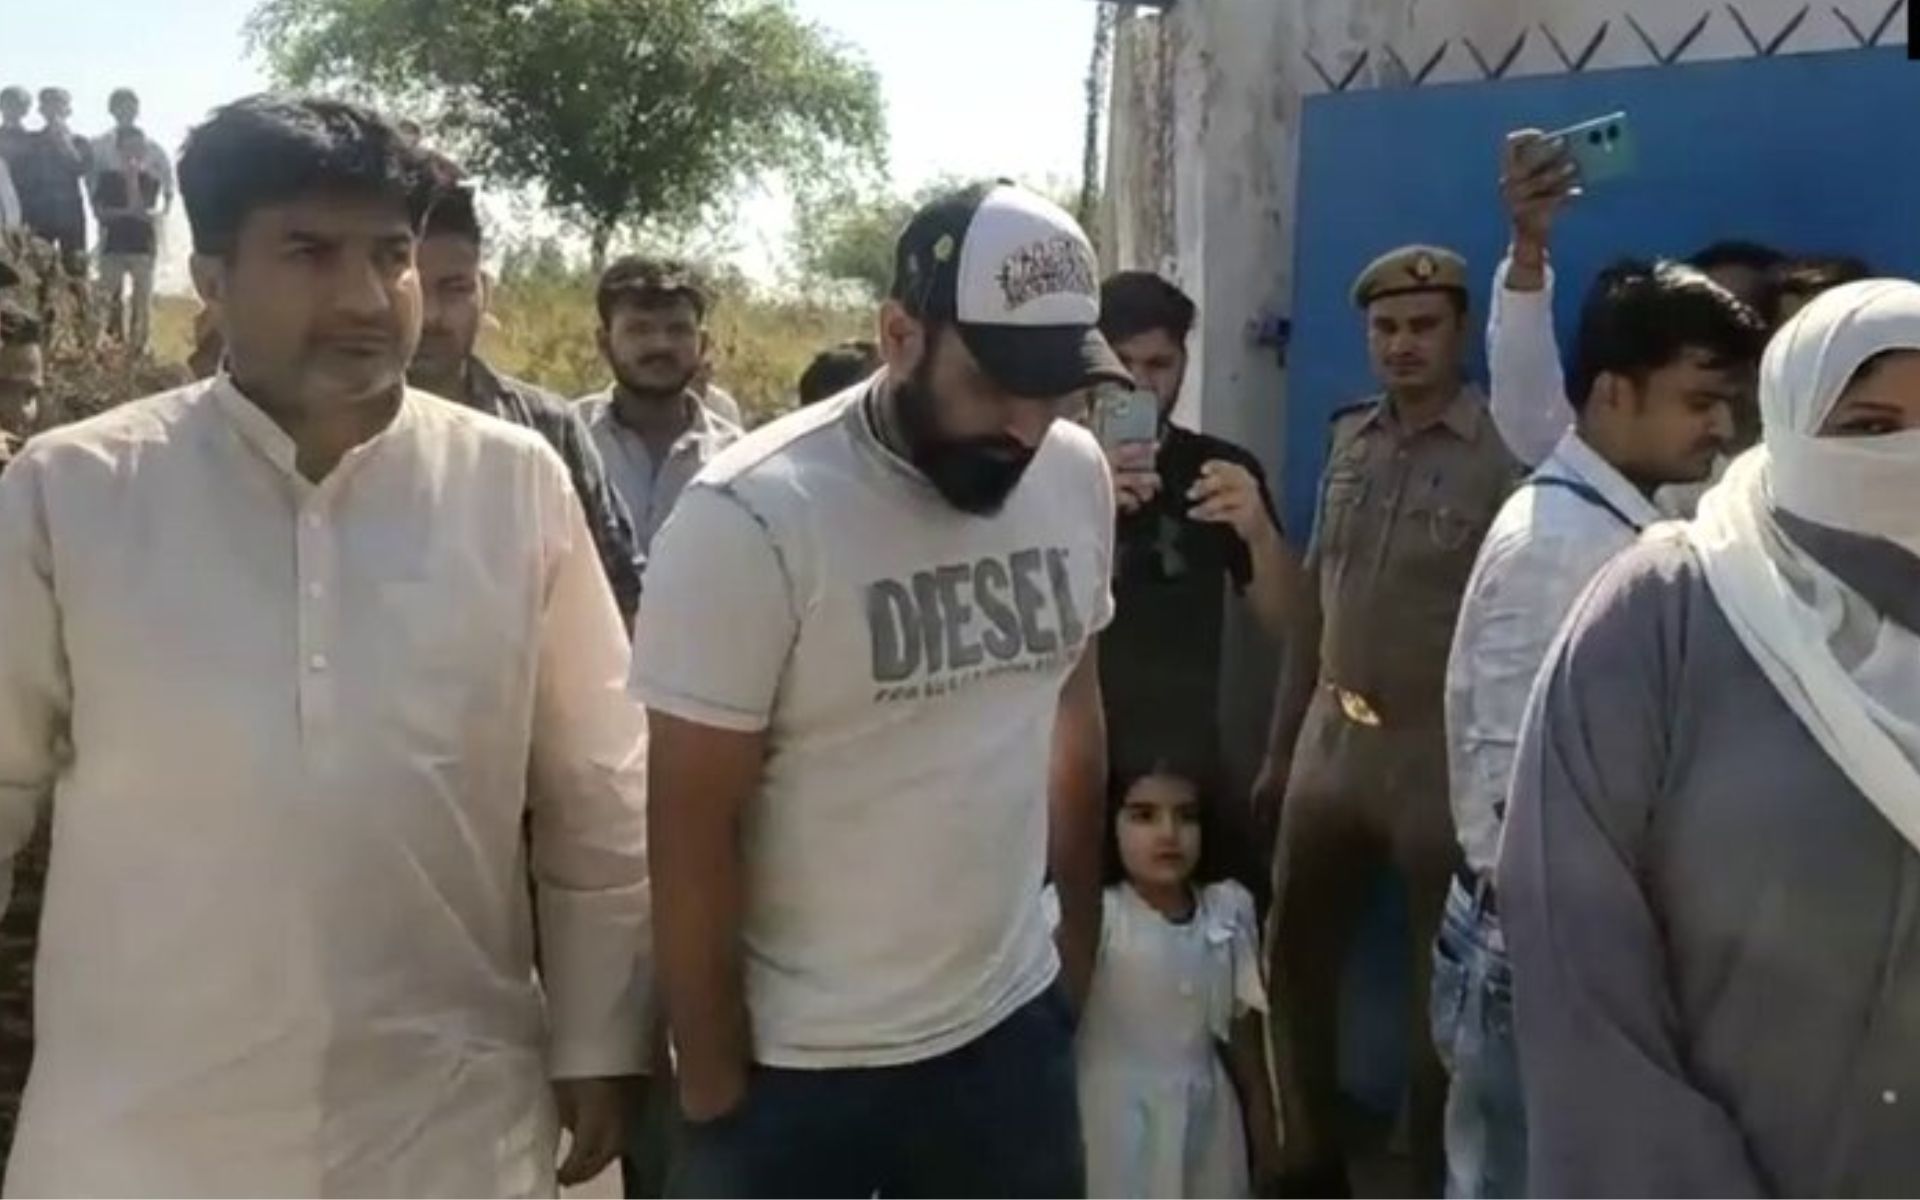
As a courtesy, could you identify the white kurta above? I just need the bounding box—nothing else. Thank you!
[1075,881,1266,1200]
[0,380,652,1197]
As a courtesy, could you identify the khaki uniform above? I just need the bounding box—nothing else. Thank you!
[1269,386,1521,1187]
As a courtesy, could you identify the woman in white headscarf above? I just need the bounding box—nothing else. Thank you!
[1497,279,1920,1198]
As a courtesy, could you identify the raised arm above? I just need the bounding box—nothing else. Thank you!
[1488,130,1580,466]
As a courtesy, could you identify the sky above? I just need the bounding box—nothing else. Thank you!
[6,0,1098,290]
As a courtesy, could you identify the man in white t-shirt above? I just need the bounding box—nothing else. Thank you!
[634,181,1126,1196]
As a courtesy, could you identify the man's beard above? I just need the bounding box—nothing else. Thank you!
[894,357,1037,516]
[407,331,471,397]
[614,356,698,402]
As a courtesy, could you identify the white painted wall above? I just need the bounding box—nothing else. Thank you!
[1117,0,1905,475]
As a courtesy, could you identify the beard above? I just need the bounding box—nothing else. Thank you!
[894,355,1038,515]
[407,329,471,394]
[614,355,699,402]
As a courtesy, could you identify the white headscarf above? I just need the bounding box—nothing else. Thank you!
[1688,279,1920,852]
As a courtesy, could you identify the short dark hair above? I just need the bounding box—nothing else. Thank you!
[0,87,29,110]
[37,88,69,109]
[1568,259,1768,410]
[1099,270,1197,345]
[595,256,710,327]
[109,88,138,109]
[177,94,437,258]
[419,151,483,245]
[798,340,881,405]
[1687,239,1788,276]
[1763,255,1874,321]
[1101,751,1231,889]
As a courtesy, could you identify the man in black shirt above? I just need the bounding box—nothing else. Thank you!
[1096,271,1301,779]
[6,90,91,276]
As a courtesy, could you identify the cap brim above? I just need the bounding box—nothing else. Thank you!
[958,324,1134,400]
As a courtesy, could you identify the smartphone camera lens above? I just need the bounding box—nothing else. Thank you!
[1588,129,1605,146]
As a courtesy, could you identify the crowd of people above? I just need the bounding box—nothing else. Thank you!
[0,82,1915,1200]
[0,85,175,354]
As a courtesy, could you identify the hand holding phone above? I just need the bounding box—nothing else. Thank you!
[1501,129,1580,251]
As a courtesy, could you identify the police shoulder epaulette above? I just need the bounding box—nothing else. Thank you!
[1328,397,1379,426]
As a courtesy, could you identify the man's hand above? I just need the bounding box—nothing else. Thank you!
[1250,756,1289,863]
[554,1076,633,1187]
[1188,459,1276,548]
[1108,440,1162,515]
[1501,129,1578,260]
[677,1058,749,1124]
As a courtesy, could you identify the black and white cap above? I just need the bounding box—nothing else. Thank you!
[892,180,1132,399]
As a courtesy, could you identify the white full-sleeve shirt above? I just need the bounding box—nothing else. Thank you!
[1444,431,1663,876]
[0,379,651,1197]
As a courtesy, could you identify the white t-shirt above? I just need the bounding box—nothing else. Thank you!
[632,382,1116,1069]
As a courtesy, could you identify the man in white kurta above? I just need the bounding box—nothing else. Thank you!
[0,377,651,1196]
[0,94,651,1197]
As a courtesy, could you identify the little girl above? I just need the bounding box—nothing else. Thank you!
[1072,758,1281,1198]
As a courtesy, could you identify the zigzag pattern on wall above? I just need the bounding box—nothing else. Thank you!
[1302,0,1906,93]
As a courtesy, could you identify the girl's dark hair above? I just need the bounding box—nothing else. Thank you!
[1102,750,1232,888]
[178,94,437,258]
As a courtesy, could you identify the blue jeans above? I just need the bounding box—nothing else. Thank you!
[668,985,1085,1198]
[1431,876,1526,1198]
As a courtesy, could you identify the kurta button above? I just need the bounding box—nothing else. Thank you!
[1883,1089,1899,1106]
[309,653,329,672]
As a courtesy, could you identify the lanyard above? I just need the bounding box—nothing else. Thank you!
[1526,474,1644,532]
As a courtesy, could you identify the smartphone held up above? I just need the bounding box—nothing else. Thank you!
[1093,383,1160,453]
[1521,111,1637,190]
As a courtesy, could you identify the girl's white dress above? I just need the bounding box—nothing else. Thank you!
[1075,880,1268,1199]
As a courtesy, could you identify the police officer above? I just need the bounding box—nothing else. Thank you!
[1255,246,1521,1196]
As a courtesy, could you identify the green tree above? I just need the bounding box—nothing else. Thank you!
[792,190,913,300]
[248,0,888,270]
[794,174,1087,299]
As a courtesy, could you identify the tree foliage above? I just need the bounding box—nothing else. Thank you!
[247,0,888,268]
[793,175,1088,300]
[792,190,914,300]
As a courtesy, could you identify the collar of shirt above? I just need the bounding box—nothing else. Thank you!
[583,386,726,459]
[209,373,419,492]
[1359,383,1489,442]
[463,356,510,418]
[1540,429,1666,530]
